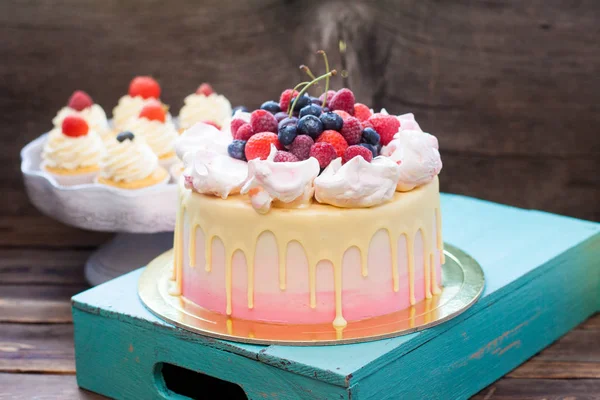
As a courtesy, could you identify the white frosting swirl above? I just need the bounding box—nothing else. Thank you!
[100,136,158,182]
[381,129,442,192]
[178,93,232,130]
[314,156,401,208]
[182,149,248,199]
[175,122,233,161]
[42,127,105,170]
[112,95,172,129]
[123,117,178,158]
[241,145,320,214]
[52,104,110,137]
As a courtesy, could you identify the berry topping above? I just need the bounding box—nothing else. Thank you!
[288,135,314,161]
[279,89,299,112]
[67,90,93,111]
[319,112,343,131]
[354,103,372,122]
[290,94,312,112]
[61,115,89,137]
[232,105,249,115]
[278,116,298,130]
[361,127,380,146]
[260,101,282,114]
[273,151,299,163]
[297,115,324,139]
[235,123,255,141]
[245,132,281,161]
[329,88,355,115]
[278,125,298,147]
[196,83,214,96]
[299,104,322,118]
[316,130,348,158]
[230,118,247,138]
[116,131,135,142]
[359,143,378,159]
[310,142,337,169]
[319,90,336,105]
[128,76,161,99]
[340,116,362,145]
[343,145,373,164]
[139,100,167,122]
[250,109,278,134]
[228,140,247,161]
[274,111,289,122]
[332,110,352,120]
[367,113,400,145]
[310,96,323,106]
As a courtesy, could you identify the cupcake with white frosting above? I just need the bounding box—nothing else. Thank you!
[178,83,232,132]
[112,76,171,131]
[41,115,105,186]
[97,131,169,189]
[52,90,111,141]
[122,99,179,168]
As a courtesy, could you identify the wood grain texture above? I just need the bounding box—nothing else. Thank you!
[0,285,87,323]
[472,379,600,400]
[0,373,104,400]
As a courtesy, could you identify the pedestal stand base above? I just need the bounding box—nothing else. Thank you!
[84,232,173,286]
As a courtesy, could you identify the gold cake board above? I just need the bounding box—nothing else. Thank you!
[138,243,484,346]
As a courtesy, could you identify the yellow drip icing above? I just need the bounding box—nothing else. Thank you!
[225,250,232,315]
[188,225,197,268]
[204,236,213,272]
[407,235,416,305]
[360,247,368,277]
[332,257,346,328]
[246,250,255,309]
[423,231,432,299]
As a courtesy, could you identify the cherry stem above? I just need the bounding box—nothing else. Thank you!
[287,81,310,114]
[299,65,316,80]
[317,50,331,108]
[289,70,337,117]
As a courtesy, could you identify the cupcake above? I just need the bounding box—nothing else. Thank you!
[52,90,111,141]
[97,131,169,189]
[122,99,179,168]
[112,76,171,131]
[178,83,232,132]
[41,115,105,186]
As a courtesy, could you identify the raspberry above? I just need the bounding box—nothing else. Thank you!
[310,142,337,169]
[340,117,362,145]
[343,145,373,164]
[368,113,400,145]
[196,83,214,96]
[319,90,336,105]
[354,103,372,122]
[273,151,299,163]
[245,132,281,161]
[139,100,166,122]
[333,110,351,120]
[288,135,314,160]
[235,123,255,141]
[316,130,348,158]
[329,88,355,115]
[67,90,93,111]
[62,115,89,137]
[279,89,299,112]
[250,109,278,134]
[128,76,161,99]
[230,118,246,137]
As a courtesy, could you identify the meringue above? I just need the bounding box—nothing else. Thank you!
[381,129,442,192]
[314,156,401,208]
[175,122,233,161]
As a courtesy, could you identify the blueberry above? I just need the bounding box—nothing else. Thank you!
[297,115,324,139]
[227,140,247,161]
[299,104,322,118]
[278,125,298,147]
[359,143,378,158]
[319,112,343,131]
[361,128,380,146]
[309,96,323,106]
[232,106,248,115]
[260,100,281,114]
[290,94,311,111]
[274,112,289,122]
[278,116,298,130]
[116,131,135,142]
[322,106,330,113]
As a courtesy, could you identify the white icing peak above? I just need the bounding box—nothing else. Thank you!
[241,145,320,214]
[100,136,158,182]
[179,92,233,130]
[314,156,401,208]
[175,122,233,161]
[42,127,105,170]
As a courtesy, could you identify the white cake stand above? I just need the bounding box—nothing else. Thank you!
[21,134,179,286]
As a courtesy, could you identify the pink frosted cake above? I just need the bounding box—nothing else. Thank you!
[169,60,443,328]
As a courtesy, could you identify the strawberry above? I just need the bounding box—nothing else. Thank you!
[230,118,247,137]
[316,130,348,158]
[139,100,166,122]
[368,113,400,145]
[196,83,214,96]
[329,88,355,115]
[332,110,351,120]
[340,116,362,145]
[309,142,337,169]
[62,115,89,137]
[250,109,278,133]
[128,76,161,99]
[343,145,373,164]
[67,90,93,111]
[245,132,281,161]
[235,123,255,141]
[279,89,299,112]
[354,103,372,122]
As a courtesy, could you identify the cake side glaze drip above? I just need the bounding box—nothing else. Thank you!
[171,176,443,328]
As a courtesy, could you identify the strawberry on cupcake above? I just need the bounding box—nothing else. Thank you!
[52,90,111,140]
[178,82,232,132]
[112,76,171,130]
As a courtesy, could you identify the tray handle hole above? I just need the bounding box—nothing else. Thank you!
[155,362,248,399]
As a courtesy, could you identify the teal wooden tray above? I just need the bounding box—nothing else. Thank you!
[71,193,600,400]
